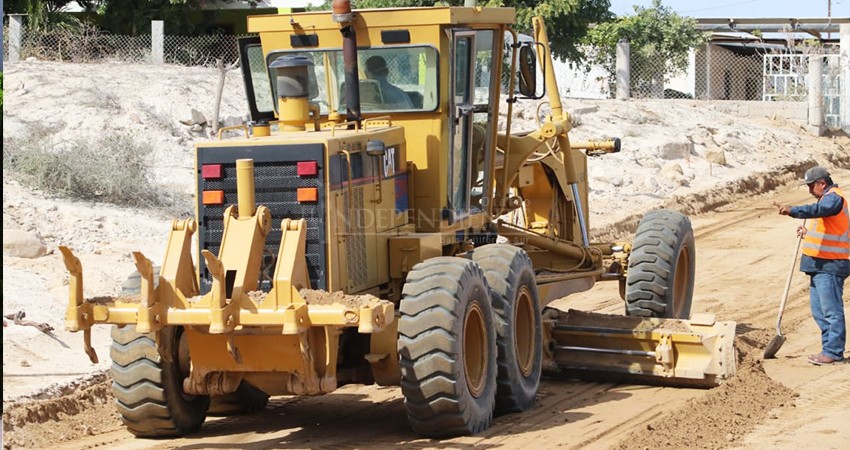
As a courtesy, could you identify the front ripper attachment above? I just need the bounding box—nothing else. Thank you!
[546,309,736,388]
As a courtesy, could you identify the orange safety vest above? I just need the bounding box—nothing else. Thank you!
[802,186,850,260]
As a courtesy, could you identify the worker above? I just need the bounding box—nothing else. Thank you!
[774,166,849,365]
[364,55,414,110]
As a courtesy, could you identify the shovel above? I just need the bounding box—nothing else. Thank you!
[764,220,806,359]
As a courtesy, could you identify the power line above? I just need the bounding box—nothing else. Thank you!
[680,0,764,14]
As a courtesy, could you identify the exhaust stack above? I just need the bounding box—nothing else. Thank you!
[333,0,361,126]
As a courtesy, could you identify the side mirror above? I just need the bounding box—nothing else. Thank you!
[518,44,537,98]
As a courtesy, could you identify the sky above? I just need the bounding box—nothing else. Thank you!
[609,0,849,18]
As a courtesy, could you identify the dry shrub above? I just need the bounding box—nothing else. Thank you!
[3,126,178,209]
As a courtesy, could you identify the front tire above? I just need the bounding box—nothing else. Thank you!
[625,210,695,318]
[471,244,542,414]
[398,257,497,437]
[110,325,209,437]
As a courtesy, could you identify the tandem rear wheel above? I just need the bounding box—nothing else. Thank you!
[397,257,498,437]
[471,244,542,414]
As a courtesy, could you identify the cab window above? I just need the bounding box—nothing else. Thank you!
[267,46,439,115]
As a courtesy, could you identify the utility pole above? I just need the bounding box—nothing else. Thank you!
[828,0,832,39]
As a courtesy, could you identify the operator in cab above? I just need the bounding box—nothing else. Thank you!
[364,55,414,110]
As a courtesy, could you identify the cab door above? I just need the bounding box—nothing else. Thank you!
[448,29,499,223]
[448,30,476,223]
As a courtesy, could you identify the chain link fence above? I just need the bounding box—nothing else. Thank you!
[3,23,247,66]
[163,34,244,66]
[4,22,845,129]
[552,42,844,129]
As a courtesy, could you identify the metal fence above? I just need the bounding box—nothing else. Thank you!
[3,23,246,66]
[4,23,846,129]
[551,42,845,129]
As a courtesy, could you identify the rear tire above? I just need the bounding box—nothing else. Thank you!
[110,325,209,437]
[121,267,161,296]
[207,382,270,416]
[398,257,497,437]
[471,244,542,414]
[625,210,695,319]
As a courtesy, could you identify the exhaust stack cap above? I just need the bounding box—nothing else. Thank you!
[332,0,353,23]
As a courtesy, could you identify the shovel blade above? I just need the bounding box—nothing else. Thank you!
[763,334,786,359]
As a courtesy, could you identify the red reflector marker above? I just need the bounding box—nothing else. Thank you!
[202,190,225,205]
[297,187,318,202]
[202,164,223,179]
[297,161,318,177]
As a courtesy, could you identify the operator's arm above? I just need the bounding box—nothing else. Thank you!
[789,192,844,218]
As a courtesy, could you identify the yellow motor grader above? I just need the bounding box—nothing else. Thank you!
[60,1,736,438]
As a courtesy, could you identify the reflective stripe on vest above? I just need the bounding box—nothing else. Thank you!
[802,186,850,259]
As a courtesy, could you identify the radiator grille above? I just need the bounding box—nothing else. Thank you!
[197,145,326,294]
[344,186,368,288]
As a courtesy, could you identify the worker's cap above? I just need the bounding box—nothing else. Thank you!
[802,166,830,185]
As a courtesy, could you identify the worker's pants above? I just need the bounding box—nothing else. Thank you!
[809,272,847,360]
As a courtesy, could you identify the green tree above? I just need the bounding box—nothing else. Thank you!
[312,0,613,63]
[3,0,86,31]
[583,0,705,97]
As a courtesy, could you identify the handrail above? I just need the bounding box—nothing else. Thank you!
[330,120,361,136]
[217,124,250,140]
[340,148,356,232]
[363,116,393,130]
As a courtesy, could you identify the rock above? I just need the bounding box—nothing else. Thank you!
[705,148,727,166]
[641,177,659,192]
[658,141,693,160]
[661,162,683,177]
[3,229,48,259]
[181,109,208,126]
[222,116,244,128]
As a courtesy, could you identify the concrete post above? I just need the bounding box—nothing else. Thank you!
[687,48,696,98]
[705,44,712,100]
[841,24,850,133]
[9,14,25,63]
[808,55,825,136]
[151,20,164,64]
[616,39,630,99]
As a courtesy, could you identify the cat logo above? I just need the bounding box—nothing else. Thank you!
[382,146,397,178]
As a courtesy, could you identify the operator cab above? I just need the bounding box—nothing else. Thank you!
[238,7,544,236]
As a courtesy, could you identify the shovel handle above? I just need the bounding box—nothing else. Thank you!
[775,219,806,333]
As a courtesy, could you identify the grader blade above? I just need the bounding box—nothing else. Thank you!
[546,309,736,388]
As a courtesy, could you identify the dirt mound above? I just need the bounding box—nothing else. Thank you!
[2,373,121,449]
[615,329,796,450]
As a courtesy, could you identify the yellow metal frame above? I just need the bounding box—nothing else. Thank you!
[60,160,394,376]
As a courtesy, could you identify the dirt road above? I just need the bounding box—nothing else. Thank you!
[4,168,849,450]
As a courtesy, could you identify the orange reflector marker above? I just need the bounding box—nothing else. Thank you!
[297,187,318,202]
[202,190,225,205]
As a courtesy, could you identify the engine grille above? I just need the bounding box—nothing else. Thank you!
[196,144,327,294]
